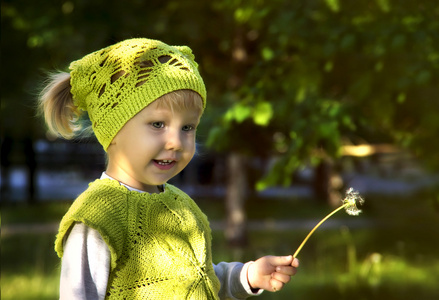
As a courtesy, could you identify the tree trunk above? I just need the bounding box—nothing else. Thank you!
[223,25,253,247]
[225,152,248,247]
[313,159,343,207]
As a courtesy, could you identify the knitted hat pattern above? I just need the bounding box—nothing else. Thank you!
[69,38,206,150]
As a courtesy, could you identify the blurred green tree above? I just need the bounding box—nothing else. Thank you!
[200,0,439,245]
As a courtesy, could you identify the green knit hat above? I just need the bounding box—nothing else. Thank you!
[69,38,206,151]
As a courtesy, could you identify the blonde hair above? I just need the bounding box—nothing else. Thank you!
[154,90,204,116]
[39,73,203,140]
[38,72,90,139]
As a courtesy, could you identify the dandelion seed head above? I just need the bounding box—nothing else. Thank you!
[342,187,364,216]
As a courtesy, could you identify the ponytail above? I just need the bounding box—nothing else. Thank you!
[39,72,91,139]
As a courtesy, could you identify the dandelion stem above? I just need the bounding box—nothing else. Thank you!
[293,203,348,258]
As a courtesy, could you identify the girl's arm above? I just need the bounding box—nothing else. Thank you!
[214,255,298,298]
[214,262,263,299]
[60,222,110,300]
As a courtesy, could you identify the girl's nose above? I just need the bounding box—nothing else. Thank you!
[165,130,183,151]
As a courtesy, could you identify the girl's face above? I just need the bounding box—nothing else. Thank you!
[106,100,201,193]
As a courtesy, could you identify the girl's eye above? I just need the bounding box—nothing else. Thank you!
[182,125,195,131]
[151,122,164,129]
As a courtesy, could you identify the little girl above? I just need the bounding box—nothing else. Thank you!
[39,38,299,299]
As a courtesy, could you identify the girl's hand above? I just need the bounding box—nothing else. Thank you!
[247,255,299,292]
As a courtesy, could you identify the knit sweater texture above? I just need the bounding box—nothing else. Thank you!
[55,179,221,299]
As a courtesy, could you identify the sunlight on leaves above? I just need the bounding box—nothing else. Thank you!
[295,87,306,103]
[253,102,273,126]
[324,61,333,72]
[324,0,340,13]
[234,7,253,23]
[224,103,252,123]
[375,0,391,12]
[397,92,406,103]
[261,47,274,61]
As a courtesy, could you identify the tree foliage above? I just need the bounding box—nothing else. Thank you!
[203,0,439,189]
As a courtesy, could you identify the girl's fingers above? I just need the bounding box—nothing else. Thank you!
[275,265,297,276]
[271,271,292,284]
[269,278,285,292]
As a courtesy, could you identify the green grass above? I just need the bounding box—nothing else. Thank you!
[2,188,439,299]
[1,201,72,225]
[1,233,60,300]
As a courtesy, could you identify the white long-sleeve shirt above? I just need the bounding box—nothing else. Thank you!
[59,173,263,299]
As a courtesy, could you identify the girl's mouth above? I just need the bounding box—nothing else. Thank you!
[153,159,176,170]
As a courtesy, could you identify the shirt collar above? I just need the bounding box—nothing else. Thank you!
[100,172,156,193]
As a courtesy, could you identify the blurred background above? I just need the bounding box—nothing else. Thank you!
[1,0,439,299]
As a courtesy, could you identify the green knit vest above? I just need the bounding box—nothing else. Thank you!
[55,179,221,299]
